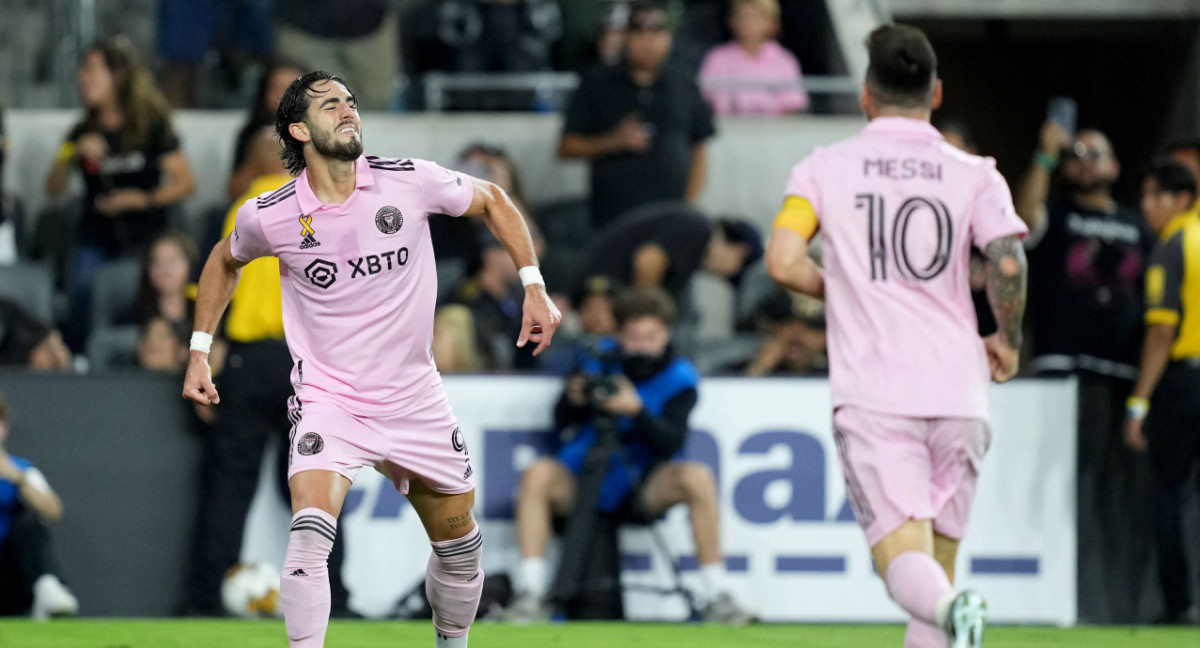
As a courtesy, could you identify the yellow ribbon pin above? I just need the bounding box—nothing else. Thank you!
[299,214,315,237]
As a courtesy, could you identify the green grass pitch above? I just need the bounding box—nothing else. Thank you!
[1,620,1198,647]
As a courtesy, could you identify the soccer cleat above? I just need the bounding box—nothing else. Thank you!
[31,574,79,620]
[702,592,755,625]
[499,592,552,624]
[944,590,987,647]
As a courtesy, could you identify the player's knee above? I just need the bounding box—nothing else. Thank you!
[678,462,716,500]
[520,458,563,496]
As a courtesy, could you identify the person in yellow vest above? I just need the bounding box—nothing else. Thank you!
[1124,159,1200,625]
[183,128,354,616]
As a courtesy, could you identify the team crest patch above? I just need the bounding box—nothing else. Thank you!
[297,432,324,456]
[375,206,403,234]
[451,427,466,453]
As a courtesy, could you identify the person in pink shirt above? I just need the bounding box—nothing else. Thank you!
[765,25,1028,648]
[698,0,808,116]
[182,71,561,648]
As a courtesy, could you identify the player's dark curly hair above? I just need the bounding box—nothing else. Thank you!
[275,70,356,176]
[865,23,937,109]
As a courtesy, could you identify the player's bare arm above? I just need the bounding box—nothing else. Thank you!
[462,177,562,355]
[1124,323,1177,451]
[182,235,248,406]
[982,235,1028,382]
[766,227,824,299]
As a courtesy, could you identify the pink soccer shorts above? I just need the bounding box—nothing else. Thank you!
[832,406,990,547]
[286,383,474,495]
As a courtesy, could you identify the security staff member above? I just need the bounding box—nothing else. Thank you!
[1124,159,1200,625]
[184,131,354,616]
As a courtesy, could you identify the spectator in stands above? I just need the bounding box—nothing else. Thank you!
[539,275,619,375]
[274,0,399,110]
[433,142,529,265]
[44,36,195,349]
[0,392,78,619]
[505,288,752,624]
[448,232,534,370]
[737,292,826,377]
[157,0,274,108]
[559,1,716,230]
[227,58,307,200]
[137,316,189,373]
[128,231,199,372]
[432,305,485,373]
[1015,124,1151,377]
[1015,122,1155,622]
[698,0,807,117]
[1165,140,1200,192]
[133,231,197,330]
[0,299,71,371]
[581,204,763,306]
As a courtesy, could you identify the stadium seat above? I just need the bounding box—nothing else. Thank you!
[0,261,55,322]
[90,258,141,330]
[86,325,142,371]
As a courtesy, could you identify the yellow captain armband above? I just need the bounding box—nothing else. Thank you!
[55,141,76,165]
[774,196,819,240]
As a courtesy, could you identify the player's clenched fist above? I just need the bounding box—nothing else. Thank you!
[517,285,563,356]
[182,351,221,405]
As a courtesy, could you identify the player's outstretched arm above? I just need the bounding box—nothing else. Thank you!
[462,178,562,356]
[182,235,247,406]
[982,235,1028,382]
[766,227,824,299]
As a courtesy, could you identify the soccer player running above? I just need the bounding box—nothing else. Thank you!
[765,25,1027,648]
[182,71,561,647]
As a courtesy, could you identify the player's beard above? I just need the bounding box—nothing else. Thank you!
[311,124,363,162]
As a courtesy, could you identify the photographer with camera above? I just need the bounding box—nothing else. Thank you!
[505,288,751,624]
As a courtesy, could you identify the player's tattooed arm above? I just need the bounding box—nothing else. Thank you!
[984,235,1028,348]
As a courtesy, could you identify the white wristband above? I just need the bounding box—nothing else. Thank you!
[518,266,545,287]
[190,331,213,355]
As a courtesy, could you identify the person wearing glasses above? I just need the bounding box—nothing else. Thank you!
[1015,122,1155,622]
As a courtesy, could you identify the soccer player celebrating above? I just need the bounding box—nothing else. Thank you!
[182,71,561,647]
[765,25,1028,648]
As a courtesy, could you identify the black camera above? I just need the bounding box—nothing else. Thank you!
[585,373,620,404]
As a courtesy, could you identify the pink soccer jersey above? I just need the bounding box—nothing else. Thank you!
[785,117,1028,418]
[230,155,474,417]
[698,41,808,116]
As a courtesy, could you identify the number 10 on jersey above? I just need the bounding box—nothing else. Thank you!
[857,192,953,282]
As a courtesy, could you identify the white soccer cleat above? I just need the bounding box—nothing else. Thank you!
[943,590,987,647]
[499,592,552,624]
[31,574,79,621]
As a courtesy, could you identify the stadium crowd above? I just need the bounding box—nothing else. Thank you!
[0,0,1197,630]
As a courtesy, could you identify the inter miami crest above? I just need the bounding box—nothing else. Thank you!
[376,206,403,234]
[297,432,324,456]
[299,214,321,249]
